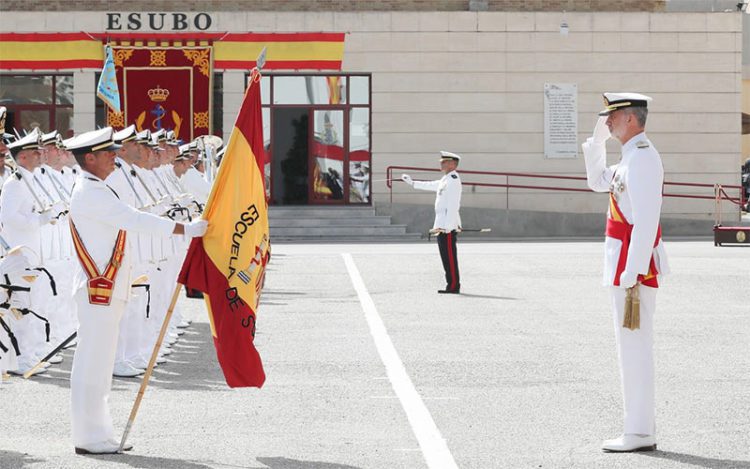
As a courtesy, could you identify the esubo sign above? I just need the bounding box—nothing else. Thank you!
[106,12,213,31]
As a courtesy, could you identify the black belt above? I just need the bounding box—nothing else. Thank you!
[0,316,20,356]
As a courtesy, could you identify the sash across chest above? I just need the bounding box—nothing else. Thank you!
[69,219,127,306]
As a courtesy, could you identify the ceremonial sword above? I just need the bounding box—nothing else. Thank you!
[115,160,146,208]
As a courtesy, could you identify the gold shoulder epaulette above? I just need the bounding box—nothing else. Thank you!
[636,140,650,149]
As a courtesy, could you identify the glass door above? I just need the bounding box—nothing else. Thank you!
[271,107,309,205]
[310,109,346,204]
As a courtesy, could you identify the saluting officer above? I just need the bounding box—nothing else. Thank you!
[582,92,670,453]
[401,151,462,294]
[64,127,207,455]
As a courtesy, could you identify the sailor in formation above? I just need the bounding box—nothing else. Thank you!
[0,106,222,390]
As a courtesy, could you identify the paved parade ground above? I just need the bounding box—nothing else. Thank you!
[1,240,748,469]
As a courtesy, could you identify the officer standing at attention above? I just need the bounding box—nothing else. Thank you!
[64,127,207,455]
[582,93,670,453]
[401,151,462,294]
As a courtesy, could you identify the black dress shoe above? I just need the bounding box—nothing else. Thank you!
[437,289,460,294]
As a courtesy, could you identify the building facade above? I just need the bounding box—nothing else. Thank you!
[0,1,744,235]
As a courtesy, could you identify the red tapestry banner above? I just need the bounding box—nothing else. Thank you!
[108,46,212,141]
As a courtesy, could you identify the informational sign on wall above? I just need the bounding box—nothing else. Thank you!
[544,83,578,159]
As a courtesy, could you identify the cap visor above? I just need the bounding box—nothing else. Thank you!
[598,109,611,116]
[98,143,122,152]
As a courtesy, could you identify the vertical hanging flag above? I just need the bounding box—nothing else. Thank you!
[178,67,269,388]
[97,44,121,113]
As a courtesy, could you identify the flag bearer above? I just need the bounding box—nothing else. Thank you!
[64,127,207,454]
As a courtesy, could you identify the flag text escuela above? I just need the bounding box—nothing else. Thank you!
[178,69,269,388]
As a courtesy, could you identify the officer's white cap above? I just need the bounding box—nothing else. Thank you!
[41,130,63,148]
[7,128,42,156]
[177,144,194,159]
[149,132,164,150]
[599,92,652,116]
[439,150,461,162]
[135,129,151,144]
[64,127,121,156]
[152,129,167,142]
[114,125,137,144]
[166,130,180,146]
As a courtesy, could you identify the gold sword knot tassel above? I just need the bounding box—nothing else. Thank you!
[623,285,641,331]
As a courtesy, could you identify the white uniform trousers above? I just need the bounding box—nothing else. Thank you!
[70,288,125,446]
[610,285,657,436]
[24,285,52,362]
[43,259,78,345]
[137,262,167,361]
[115,281,148,365]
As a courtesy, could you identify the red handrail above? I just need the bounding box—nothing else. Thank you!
[385,165,746,213]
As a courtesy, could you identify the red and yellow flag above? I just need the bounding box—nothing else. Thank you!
[178,69,269,388]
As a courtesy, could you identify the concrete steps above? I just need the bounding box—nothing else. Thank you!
[269,206,421,242]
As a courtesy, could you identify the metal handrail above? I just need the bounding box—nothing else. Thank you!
[385,165,746,215]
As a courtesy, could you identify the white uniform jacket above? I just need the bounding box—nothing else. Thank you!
[0,167,11,189]
[68,171,175,302]
[413,170,462,231]
[181,167,211,205]
[0,166,49,256]
[582,132,670,286]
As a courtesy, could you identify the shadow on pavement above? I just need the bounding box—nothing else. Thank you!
[82,453,214,468]
[18,323,233,393]
[113,323,231,392]
[0,451,45,468]
[640,450,750,468]
[263,289,307,297]
[257,457,363,469]
[459,293,518,300]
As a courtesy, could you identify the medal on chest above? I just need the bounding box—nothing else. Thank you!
[610,173,626,201]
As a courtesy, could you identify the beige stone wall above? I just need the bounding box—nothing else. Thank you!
[1,10,742,220]
[338,11,741,220]
[1,1,667,12]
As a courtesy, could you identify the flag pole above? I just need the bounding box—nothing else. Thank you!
[118,283,182,453]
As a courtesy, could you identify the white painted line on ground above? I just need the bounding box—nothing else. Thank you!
[342,253,459,469]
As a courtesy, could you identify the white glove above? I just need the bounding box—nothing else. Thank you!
[184,219,208,238]
[619,271,638,289]
[592,116,611,145]
[0,252,31,276]
[51,201,67,214]
[38,210,55,226]
[401,174,413,186]
[149,201,169,216]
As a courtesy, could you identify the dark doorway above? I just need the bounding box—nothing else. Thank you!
[272,107,308,205]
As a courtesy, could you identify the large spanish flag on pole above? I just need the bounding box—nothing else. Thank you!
[178,68,269,388]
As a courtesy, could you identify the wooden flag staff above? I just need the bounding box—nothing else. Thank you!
[118,283,182,453]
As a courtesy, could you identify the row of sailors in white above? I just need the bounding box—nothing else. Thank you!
[0,119,214,379]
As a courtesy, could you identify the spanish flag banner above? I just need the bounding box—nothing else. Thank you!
[0,32,344,71]
[178,69,269,388]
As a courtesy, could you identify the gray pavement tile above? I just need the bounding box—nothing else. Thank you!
[1,241,748,469]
